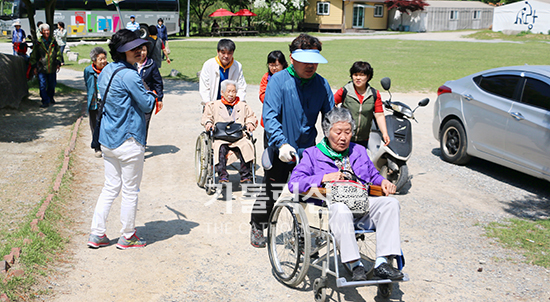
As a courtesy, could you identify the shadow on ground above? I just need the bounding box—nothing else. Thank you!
[0,91,85,142]
[135,205,199,246]
[431,148,550,219]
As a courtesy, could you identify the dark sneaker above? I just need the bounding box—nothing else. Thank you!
[374,262,404,280]
[116,234,146,249]
[87,234,110,248]
[250,224,266,248]
[40,103,49,108]
[352,265,367,281]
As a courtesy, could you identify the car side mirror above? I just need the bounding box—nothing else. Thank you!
[380,77,391,91]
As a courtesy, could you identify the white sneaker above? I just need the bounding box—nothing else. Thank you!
[94,150,102,158]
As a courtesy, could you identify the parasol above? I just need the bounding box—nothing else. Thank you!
[235,9,257,16]
[209,8,236,17]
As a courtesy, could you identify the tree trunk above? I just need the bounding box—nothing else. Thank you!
[45,0,57,30]
[20,0,36,40]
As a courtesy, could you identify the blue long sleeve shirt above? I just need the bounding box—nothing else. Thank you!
[263,69,334,157]
[98,61,155,149]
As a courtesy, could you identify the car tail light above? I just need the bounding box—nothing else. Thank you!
[437,85,452,96]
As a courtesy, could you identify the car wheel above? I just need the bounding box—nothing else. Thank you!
[440,119,471,165]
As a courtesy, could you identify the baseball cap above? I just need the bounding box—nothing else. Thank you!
[130,15,135,18]
[291,49,327,64]
[13,21,21,27]
[116,38,150,52]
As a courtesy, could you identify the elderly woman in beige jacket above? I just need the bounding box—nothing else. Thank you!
[201,80,257,184]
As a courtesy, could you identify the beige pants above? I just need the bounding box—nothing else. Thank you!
[329,196,401,263]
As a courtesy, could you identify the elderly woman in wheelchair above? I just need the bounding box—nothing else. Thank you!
[201,80,257,184]
[288,107,403,282]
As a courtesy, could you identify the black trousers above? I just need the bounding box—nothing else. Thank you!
[250,154,295,231]
[216,144,252,181]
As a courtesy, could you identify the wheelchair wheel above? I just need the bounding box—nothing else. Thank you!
[343,231,376,276]
[377,283,393,298]
[267,201,311,287]
[195,132,211,188]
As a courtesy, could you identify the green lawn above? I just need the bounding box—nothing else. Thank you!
[64,38,550,93]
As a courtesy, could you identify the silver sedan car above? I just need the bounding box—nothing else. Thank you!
[432,65,550,182]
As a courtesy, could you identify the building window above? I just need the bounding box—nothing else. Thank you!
[374,5,383,17]
[317,2,330,15]
[450,10,459,20]
[473,10,481,19]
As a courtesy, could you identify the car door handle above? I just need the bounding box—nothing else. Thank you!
[510,112,524,121]
[463,94,473,101]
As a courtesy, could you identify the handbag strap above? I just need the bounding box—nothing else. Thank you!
[97,66,126,121]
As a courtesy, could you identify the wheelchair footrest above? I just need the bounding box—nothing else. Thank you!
[336,273,409,288]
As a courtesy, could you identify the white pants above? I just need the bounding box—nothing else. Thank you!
[329,196,401,263]
[90,138,145,239]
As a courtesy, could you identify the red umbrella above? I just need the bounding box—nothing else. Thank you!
[235,9,257,17]
[209,8,236,17]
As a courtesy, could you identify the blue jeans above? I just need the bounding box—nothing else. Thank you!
[37,72,57,105]
[59,45,65,63]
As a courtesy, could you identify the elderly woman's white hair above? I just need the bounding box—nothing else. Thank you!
[321,107,356,137]
[89,46,107,62]
[220,79,238,93]
[39,23,50,32]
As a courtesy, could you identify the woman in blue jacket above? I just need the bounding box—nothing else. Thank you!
[87,29,155,250]
[84,46,108,157]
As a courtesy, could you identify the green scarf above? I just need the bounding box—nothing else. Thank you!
[287,65,316,86]
[316,137,349,161]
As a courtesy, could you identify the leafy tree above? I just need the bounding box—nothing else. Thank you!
[20,0,57,40]
[189,0,217,33]
[253,0,304,31]
[384,0,428,27]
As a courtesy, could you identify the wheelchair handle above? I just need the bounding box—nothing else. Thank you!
[290,151,299,165]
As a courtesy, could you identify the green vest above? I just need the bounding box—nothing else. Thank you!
[341,81,377,142]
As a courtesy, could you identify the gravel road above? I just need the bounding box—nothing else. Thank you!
[41,72,549,301]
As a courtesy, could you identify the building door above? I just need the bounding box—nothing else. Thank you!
[353,5,364,28]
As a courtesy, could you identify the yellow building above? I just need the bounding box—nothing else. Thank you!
[301,0,388,32]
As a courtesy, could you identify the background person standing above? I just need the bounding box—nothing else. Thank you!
[126,15,140,32]
[29,23,61,108]
[156,18,169,56]
[54,22,67,65]
[84,46,109,157]
[11,21,26,57]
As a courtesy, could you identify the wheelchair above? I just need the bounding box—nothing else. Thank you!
[194,130,257,195]
[267,186,407,301]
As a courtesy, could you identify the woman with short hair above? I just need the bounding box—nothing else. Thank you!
[288,107,403,282]
[201,80,257,184]
[54,22,67,65]
[334,61,390,148]
[84,46,108,157]
[87,29,155,250]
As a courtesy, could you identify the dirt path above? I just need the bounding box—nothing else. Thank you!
[39,72,550,302]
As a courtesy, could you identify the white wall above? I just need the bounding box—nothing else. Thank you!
[493,0,550,34]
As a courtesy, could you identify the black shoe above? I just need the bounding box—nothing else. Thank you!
[352,265,367,281]
[374,262,404,280]
[50,99,56,104]
[40,103,49,108]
